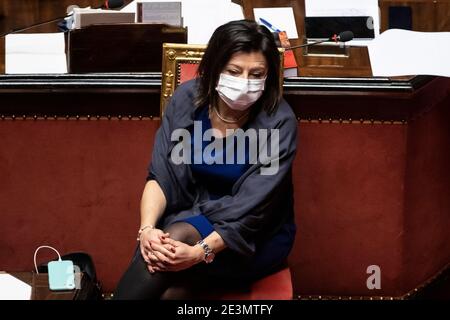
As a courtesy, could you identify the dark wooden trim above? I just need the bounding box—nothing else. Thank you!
[0,73,162,91]
[0,72,434,94]
[0,73,433,92]
[0,73,445,121]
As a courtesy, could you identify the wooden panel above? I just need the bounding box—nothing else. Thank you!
[436,1,450,31]
[380,0,450,32]
[297,47,372,77]
[68,24,187,74]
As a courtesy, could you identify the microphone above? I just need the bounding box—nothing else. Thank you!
[0,0,125,38]
[288,31,354,50]
[332,31,354,42]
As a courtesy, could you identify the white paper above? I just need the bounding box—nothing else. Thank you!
[182,0,231,44]
[72,7,135,29]
[0,273,32,300]
[5,33,67,74]
[368,29,450,77]
[253,7,299,39]
[305,0,379,46]
[121,0,244,44]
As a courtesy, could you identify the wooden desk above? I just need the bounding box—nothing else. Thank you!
[0,73,436,120]
[8,272,91,300]
[0,73,449,299]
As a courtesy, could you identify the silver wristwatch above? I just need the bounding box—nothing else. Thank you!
[197,240,215,264]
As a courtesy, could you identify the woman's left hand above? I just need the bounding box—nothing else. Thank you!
[150,237,204,272]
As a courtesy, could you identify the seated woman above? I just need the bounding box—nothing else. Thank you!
[114,19,298,300]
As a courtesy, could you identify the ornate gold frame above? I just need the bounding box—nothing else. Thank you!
[160,43,206,116]
[160,43,285,117]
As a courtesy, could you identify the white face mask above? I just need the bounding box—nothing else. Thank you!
[215,73,266,111]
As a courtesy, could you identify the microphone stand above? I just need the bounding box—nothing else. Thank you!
[288,39,332,50]
[0,13,74,38]
[287,32,354,50]
[0,1,125,38]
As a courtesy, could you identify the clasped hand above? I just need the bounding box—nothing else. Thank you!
[139,228,203,273]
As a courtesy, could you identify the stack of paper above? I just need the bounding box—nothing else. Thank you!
[0,273,32,300]
[137,2,183,26]
[5,33,67,74]
[121,0,244,44]
[72,8,135,29]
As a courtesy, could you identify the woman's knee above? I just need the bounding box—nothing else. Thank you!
[164,222,201,246]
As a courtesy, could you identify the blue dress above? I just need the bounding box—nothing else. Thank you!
[180,105,296,280]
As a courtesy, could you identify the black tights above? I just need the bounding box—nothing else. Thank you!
[113,222,202,300]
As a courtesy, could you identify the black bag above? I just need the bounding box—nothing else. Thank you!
[37,252,102,300]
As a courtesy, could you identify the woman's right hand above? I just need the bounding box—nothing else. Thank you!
[139,228,173,273]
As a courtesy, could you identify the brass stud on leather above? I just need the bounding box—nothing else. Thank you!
[12,115,16,120]
[33,115,38,120]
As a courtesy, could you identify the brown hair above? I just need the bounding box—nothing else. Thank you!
[195,19,281,115]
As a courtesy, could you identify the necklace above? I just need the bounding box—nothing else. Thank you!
[212,105,249,124]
